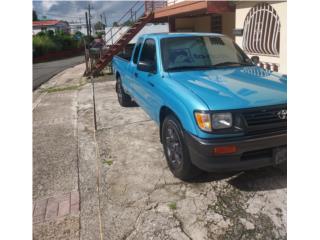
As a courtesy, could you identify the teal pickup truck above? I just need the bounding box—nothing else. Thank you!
[113,33,287,180]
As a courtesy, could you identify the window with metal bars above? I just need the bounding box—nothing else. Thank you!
[242,3,280,56]
[211,15,222,34]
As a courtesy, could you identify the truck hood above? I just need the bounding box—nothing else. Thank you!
[168,66,287,110]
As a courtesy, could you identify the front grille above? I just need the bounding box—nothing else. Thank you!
[241,105,287,135]
[243,107,286,126]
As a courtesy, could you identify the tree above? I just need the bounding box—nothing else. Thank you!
[94,21,105,31]
[33,10,38,21]
[123,20,134,26]
[46,30,55,37]
[113,21,119,27]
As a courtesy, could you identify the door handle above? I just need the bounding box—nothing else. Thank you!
[134,72,138,78]
[147,81,154,87]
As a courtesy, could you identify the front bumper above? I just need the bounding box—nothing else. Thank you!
[184,131,287,172]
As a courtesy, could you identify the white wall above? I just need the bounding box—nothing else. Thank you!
[104,23,169,44]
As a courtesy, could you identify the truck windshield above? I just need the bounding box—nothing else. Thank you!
[161,36,253,71]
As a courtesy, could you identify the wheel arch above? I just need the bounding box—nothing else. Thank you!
[159,106,193,143]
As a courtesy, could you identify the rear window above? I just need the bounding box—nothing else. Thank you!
[132,39,143,64]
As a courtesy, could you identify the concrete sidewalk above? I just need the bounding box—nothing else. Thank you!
[33,64,84,239]
[33,63,103,240]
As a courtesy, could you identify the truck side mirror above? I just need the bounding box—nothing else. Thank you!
[251,56,260,65]
[137,61,156,73]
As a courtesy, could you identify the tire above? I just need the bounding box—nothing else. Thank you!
[162,114,202,180]
[116,76,132,107]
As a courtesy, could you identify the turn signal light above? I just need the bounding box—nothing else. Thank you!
[194,112,211,132]
[213,145,237,155]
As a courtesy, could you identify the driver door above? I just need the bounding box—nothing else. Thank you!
[134,38,161,121]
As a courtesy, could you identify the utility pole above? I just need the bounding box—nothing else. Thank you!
[102,13,108,42]
[88,4,92,36]
[85,12,89,36]
[103,13,107,26]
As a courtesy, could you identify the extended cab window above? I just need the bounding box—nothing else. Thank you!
[139,38,157,72]
[132,39,143,64]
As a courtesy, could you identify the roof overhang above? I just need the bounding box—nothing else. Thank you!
[153,1,235,21]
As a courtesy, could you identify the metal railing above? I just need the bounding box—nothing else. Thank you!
[104,1,145,47]
[145,1,168,14]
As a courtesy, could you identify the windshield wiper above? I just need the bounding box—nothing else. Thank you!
[213,61,253,67]
[166,65,214,71]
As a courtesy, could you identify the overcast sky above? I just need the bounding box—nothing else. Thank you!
[33,1,142,26]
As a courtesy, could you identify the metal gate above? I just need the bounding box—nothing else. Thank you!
[242,3,281,56]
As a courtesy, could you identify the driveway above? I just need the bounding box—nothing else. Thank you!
[33,55,84,90]
[92,75,287,240]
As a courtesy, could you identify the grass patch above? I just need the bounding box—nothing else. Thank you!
[43,85,81,93]
[168,202,177,210]
[41,80,87,93]
[103,159,113,165]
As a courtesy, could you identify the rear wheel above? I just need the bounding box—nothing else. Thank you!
[162,114,202,180]
[116,76,132,107]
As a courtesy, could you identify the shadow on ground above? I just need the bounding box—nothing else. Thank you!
[187,165,286,192]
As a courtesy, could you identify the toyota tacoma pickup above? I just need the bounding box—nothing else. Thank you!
[113,33,287,180]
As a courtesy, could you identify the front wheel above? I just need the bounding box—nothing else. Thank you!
[162,114,202,180]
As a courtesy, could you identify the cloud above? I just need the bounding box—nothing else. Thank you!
[33,1,141,24]
[41,1,59,11]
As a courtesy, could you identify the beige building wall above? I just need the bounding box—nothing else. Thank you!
[222,12,235,39]
[175,14,234,37]
[195,16,211,32]
[235,1,287,73]
[175,16,211,32]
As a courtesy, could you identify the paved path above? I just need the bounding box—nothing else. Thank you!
[33,64,85,239]
[33,55,84,90]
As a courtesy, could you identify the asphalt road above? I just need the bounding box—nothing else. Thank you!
[33,55,84,90]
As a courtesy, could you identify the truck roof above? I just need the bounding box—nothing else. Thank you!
[138,32,224,40]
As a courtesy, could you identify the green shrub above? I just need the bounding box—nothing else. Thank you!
[33,35,59,57]
[36,31,46,37]
[33,30,85,57]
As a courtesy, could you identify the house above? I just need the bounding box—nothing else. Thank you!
[148,0,287,73]
[90,1,287,75]
[69,22,88,35]
[150,1,235,38]
[33,20,70,35]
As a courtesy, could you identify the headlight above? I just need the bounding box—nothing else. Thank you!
[212,113,233,129]
[194,112,211,132]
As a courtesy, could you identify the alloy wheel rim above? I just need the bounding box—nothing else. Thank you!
[165,123,183,169]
